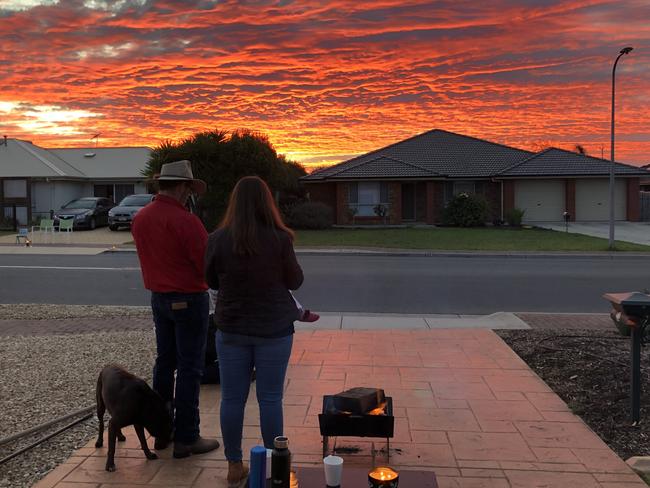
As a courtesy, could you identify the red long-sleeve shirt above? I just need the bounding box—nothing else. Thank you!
[131,194,208,293]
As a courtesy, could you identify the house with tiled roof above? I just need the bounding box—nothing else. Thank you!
[0,137,150,226]
[302,129,650,224]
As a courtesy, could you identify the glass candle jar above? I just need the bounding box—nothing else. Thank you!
[368,466,399,487]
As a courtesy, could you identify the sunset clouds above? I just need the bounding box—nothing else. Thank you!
[0,0,648,167]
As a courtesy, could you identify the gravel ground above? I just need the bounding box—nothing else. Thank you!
[498,328,650,461]
[0,304,151,320]
[0,329,157,488]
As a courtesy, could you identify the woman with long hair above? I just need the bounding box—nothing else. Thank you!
[204,176,304,488]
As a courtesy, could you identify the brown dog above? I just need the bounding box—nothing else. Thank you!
[95,365,173,472]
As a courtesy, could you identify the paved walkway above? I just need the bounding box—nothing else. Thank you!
[32,327,643,488]
[0,313,615,337]
[536,222,650,247]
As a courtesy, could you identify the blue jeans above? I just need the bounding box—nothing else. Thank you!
[151,292,209,444]
[216,330,293,461]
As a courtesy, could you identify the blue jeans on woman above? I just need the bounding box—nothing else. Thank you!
[216,330,293,461]
[151,291,209,444]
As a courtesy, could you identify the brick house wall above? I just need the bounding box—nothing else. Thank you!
[425,182,435,224]
[335,182,349,224]
[502,180,515,218]
[480,181,500,222]
[416,182,427,221]
[433,182,445,223]
[306,182,336,213]
[387,182,401,224]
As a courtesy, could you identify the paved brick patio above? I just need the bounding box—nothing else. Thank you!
[33,329,644,488]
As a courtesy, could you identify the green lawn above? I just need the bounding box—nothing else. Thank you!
[294,227,650,252]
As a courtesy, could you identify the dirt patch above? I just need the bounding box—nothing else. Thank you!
[497,328,650,461]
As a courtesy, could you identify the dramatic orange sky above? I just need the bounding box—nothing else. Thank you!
[0,0,648,169]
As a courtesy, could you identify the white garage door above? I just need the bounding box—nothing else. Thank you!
[515,180,565,222]
[575,179,626,221]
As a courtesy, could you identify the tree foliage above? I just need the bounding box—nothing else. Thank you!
[144,129,307,230]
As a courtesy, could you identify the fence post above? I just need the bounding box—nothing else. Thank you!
[12,204,17,231]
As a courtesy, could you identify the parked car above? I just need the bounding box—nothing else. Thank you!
[54,197,115,230]
[108,194,154,230]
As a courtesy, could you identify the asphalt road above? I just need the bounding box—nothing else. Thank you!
[0,252,648,314]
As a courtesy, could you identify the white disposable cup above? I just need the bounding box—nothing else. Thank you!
[266,449,272,479]
[323,455,344,487]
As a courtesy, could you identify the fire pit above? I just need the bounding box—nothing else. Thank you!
[318,387,394,458]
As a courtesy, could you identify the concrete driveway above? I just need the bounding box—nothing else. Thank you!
[536,221,650,246]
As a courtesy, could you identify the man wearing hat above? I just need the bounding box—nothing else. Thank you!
[132,160,220,458]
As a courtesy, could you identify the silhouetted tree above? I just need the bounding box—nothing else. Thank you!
[574,144,587,155]
[144,129,307,230]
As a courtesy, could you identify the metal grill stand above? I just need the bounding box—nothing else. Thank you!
[318,395,394,459]
[604,292,650,423]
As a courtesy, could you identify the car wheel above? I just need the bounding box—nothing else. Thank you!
[109,224,118,231]
[89,217,96,230]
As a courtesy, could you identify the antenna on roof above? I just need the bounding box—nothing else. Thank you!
[91,133,101,148]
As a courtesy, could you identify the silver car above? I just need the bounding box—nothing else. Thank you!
[108,194,154,230]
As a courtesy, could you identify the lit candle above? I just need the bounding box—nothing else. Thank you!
[368,466,399,487]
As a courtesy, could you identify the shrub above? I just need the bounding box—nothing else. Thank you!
[285,201,334,230]
[442,193,489,227]
[373,204,388,224]
[506,208,525,227]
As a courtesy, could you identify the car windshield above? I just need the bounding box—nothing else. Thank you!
[63,199,97,209]
[119,195,152,206]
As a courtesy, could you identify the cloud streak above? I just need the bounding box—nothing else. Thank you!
[0,0,648,167]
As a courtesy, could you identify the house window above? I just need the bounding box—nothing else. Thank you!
[349,182,389,216]
[3,179,27,199]
[453,181,475,196]
[3,205,28,226]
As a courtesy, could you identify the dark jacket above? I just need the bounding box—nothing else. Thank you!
[204,227,304,337]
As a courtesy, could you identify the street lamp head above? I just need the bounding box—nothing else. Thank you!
[620,47,633,55]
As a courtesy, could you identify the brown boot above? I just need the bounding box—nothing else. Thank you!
[227,461,249,488]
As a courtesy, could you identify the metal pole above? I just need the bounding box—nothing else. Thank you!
[609,47,633,250]
[630,325,641,423]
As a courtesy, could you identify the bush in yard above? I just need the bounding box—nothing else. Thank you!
[285,202,334,229]
[442,193,489,227]
[373,204,388,224]
[506,208,525,227]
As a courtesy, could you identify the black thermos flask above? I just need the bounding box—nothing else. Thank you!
[271,436,291,488]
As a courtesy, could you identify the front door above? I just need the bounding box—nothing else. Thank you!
[402,183,416,221]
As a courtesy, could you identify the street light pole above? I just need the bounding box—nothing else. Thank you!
[609,46,633,250]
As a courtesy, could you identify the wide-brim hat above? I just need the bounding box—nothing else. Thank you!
[154,160,207,195]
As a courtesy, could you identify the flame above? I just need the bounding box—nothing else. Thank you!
[367,402,387,416]
[369,466,398,481]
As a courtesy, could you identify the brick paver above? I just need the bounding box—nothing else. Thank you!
[31,328,645,488]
